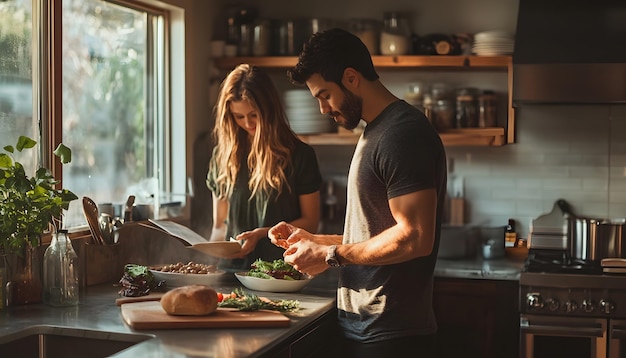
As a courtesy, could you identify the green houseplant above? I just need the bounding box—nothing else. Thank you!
[0,135,78,304]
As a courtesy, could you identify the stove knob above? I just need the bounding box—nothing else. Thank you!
[564,300,578,313]
[527,293,544,310]
[600,299,615,314]
[582,299,595,313]
[545,298,560,312]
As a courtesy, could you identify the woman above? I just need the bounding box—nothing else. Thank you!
[206,64,322,271]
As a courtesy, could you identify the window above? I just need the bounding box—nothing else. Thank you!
[0,0,37,172]
[0,0,186,230]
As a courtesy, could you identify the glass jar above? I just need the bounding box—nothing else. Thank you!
[252,19,270,56]
[380,12,411,55]
[478,91,498,127]
[43,230,79,307]
[422,92,433,121]
[404,82,425,108]
[349,18,381,55]
[430,82,451,101]
[455,88,479,128]
[432,99,455,131]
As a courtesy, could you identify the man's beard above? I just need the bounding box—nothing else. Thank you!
[331,87,362,130]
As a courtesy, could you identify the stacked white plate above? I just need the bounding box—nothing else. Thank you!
[472,31,515,56]
[283,89,334,134]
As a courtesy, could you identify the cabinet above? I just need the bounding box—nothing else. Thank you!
[433,278,519,358]
[261,309,339,358]
[214,55,514,146]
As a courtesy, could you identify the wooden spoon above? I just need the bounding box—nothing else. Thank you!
[82,196,106,245]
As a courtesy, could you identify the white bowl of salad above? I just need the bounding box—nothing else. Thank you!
[234,259,312,293]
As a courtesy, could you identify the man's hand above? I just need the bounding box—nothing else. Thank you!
[268,221,296,249]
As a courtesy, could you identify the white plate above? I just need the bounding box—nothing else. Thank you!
[150,269,226,288]
[234,272,312,292]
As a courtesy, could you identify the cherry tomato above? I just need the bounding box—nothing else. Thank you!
[217,292,224,302]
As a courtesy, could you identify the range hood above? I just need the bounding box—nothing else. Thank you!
[513,1,626,104]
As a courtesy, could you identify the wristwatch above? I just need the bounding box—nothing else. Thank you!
[325,245,342,267]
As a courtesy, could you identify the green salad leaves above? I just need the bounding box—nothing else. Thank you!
[218,288,300,312]
[248,259,304,280]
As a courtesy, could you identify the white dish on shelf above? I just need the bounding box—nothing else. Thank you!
[234,272,312,292]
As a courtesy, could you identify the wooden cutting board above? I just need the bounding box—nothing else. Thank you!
[116,292,165,306]
[120,301,291,330]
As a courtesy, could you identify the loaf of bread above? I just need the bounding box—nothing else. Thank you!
[160,285,218,316]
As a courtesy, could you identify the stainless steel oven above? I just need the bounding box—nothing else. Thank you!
[520,314,607,358]
[519,267,626,358]
[610,320,626,358]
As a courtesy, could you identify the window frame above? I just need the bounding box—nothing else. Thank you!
[36,0,185,241]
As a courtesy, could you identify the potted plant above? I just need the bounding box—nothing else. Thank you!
[0,135,78,304]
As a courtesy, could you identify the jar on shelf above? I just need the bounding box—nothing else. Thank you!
[432,98,455,131]
[422,92,433,121]
[380,12,411,56]
[430,82,451,101]
[478,91,498,127]
[252,19,270,56]
[349,18,381,55]
[455,88,479,128]
[404,82,426,109]
[239,23,252,56]
[43,230,79,307]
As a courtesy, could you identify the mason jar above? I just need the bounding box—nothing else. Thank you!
[380,12,411,55]
[478,91,498,127]
[432,99,455,131]
[349,18,381,55]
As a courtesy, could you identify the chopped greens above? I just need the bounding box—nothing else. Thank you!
[218,288,300,312]
[248,259,304,280]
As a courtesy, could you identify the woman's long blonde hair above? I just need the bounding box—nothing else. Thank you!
[211,64,297,200]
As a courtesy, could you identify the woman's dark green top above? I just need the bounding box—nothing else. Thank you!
[206,139,322,271]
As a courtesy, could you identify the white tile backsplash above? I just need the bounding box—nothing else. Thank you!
[445,104,626,237]
[313,104,626,239]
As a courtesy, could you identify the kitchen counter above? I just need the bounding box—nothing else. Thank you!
[0,271,338,358]
[0,255,522,357]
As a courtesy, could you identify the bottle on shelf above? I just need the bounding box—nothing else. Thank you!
[43,230,80,307]
[505,219,517,248]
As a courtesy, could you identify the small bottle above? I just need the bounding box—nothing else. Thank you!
[505,219,517,248]
[43,230,80,306]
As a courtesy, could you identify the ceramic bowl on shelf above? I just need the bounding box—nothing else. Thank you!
[234,272,312,292]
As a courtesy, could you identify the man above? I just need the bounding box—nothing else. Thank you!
[268,28,447,357]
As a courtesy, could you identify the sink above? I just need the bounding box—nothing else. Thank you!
[0,325,154,358]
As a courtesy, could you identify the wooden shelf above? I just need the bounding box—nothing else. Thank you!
[213,55,511,71]
[212,55,515,147]
[299,127,505,147]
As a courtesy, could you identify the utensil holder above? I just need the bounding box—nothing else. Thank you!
[80,243,121,286]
